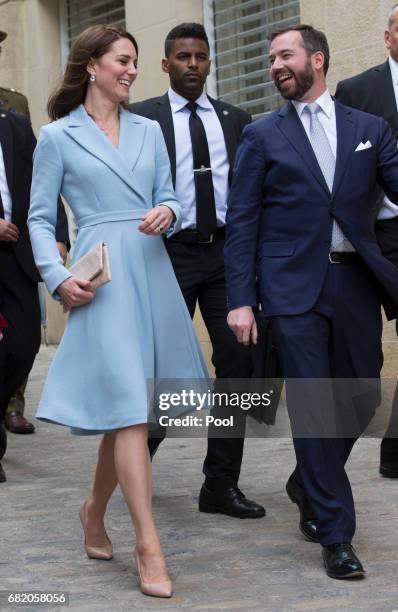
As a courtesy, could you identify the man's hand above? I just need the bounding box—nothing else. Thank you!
[227,307,258,346]
[0,219,19,242]
[57,277,95,313]
[138,205,174,235]
[56,242,68,265]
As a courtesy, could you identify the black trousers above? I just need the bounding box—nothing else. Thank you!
[0,420,6,461]
[380,320,398,468]
[148,238,253,488]
[0,245,40,423]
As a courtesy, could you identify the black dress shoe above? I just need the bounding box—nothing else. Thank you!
[323,543,365,579]
[286,476,319,543]
[380,464,398,478]
[199,484,265,518]
[0,462,6,483]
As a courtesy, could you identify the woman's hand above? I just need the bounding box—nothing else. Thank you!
[57,277,95,313]
[138,205,174,235]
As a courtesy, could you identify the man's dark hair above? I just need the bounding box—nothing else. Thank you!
[270,24,330,75]
[48,25,138,120]
[164,22,210,57]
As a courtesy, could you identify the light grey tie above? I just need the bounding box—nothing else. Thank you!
[304,102,353,251]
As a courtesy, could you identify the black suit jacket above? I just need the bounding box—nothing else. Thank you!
[335,60,398,136]
[335,60,398,267]
[0,111,68,283]
[130,92,251,189]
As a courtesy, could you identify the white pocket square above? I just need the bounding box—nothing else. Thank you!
[355,140,372,151]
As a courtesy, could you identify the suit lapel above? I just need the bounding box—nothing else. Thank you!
[209,96,236,170]
[332,101,356,198]
[0,112,14,212]
[277,102,330,195]
[153,94,176,187]
[377,61,398,134]
[63,105,146,200]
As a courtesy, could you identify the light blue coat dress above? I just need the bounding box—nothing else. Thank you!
[28,105,208,434]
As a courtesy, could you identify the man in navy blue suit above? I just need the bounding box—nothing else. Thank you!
[225,24,398,579]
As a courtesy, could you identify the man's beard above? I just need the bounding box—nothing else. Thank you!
[274,60,314,100]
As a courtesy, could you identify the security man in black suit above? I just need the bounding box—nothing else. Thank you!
[335,3,398,479]
[131,23,265,519]
[0,108,68,482]
[0,28,69,436]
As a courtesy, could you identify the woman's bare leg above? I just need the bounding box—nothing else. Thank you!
[84,431,118,546]
[114,424,169,583]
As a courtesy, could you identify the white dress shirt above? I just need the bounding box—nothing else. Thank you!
[378,56,398,220]
[293,89,337,156]
[0,141,12,221]
[388,55,398,110]
[168,87,229,229]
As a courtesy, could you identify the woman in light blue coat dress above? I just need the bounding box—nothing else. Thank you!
[28,25,208,599]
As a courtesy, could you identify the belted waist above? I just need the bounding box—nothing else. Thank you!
[167,227,225,244]
[78,210,145,229]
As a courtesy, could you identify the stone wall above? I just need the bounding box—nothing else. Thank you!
[300,0,394,93]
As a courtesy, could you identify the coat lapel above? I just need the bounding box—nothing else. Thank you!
[0,112,14,213]
[63,105,146,200]
[376,60,398,135]
[153,94,176,187]
[118,107,146,174]
[277,102,330,195]
[209,96,236,170]
[332,101,356,198]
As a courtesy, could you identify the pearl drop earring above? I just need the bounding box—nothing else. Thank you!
[89,74,96,82]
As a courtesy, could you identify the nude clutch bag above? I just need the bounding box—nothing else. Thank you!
[69,242,111,289]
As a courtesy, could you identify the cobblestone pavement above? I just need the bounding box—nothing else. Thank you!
[1,346,398,612]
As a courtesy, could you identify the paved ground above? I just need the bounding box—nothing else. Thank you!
[1,346,398,612]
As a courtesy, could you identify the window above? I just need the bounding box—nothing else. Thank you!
[210,0,300,118]
[64,0,126,47]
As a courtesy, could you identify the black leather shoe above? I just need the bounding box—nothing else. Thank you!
[199,484,266,518]
[0,462,6,483]
[323,543,365,579]
[380,464,398,478]
[286,476,319,543]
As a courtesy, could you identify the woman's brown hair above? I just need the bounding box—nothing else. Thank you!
[48,24,138,120]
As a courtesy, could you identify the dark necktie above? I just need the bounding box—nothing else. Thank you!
[186,102,217,239]
[0,191,4,219]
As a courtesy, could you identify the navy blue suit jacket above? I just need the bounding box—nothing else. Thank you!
[224,100,398,319]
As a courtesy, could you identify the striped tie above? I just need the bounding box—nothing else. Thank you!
[304,103,353,251]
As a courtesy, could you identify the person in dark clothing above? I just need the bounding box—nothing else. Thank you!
[131,23,265,519]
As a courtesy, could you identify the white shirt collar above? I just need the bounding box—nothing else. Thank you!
[292,89,334,119]
[168,87,212,113]
[388,55,398,85]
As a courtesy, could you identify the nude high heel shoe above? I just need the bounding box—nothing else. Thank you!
[134,547,173,598]
[79,501,113,560]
